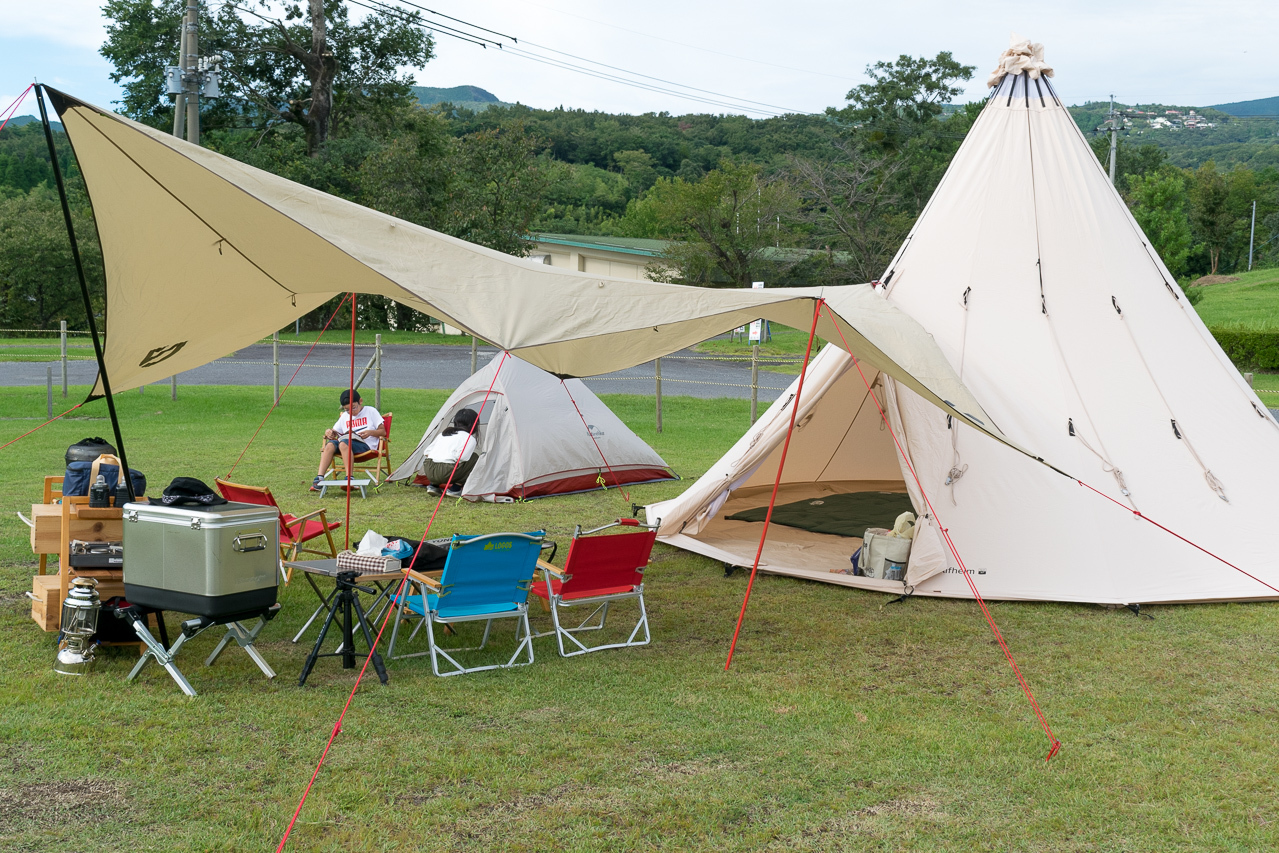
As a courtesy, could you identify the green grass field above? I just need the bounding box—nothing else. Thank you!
[2,385,1279,851]
[1189,267,1279,330]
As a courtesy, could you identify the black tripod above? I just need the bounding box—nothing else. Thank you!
[299,570,389,687]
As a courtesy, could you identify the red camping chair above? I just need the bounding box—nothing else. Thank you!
[531,519,656,657]
[214,478,341,584]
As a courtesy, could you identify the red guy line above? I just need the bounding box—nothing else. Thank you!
[226,294,351,478]
[0,402,83,451]
[559,377,632,504]
[724,299,822,671]
[822,301,1060,761]
[0,85,34,135]
[276,351,510,852]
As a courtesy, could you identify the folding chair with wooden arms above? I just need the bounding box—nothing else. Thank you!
[323,412,393,486]
[386,531,545,676]
[531,519,655,657]
[213,478,341,584]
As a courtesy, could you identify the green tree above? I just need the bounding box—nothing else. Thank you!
[1190,162,1235,274]
[101,0,433,153]
[635,161,799,288]
[1126,168,1194,278]
[830,52,975,154]
[0,187,103,329]
[1088,137,1168,193]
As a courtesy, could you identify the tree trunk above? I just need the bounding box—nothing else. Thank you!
[305,0,338,156]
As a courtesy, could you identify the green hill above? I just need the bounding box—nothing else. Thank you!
[1208,96,1279,117]
[411,85,514,112]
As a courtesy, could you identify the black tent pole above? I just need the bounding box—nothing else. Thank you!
[35,85,136,502]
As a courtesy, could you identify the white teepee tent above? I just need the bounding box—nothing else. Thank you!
[390,354,675,501]
[646,36,1279,605]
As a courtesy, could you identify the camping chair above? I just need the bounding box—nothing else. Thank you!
[321,412,393,486]
[386,531,546,676]
[531,519,655,657]
[213,478,341,584]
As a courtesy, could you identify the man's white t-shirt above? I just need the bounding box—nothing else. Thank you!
[424,431,476,464]
[331,405,384,451]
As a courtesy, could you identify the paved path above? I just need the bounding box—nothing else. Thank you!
[1,343,800,401]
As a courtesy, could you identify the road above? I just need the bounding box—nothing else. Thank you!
[1,343,801,401]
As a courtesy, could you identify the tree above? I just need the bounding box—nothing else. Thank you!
[632,161,799,288]
[1088,137,1168,193]
[0,187,103,329]
[1126,168,1195,279]
[101,0,433,154]
[788,139,908,283]
[1190,162,1235,274]
[830,52,975,154]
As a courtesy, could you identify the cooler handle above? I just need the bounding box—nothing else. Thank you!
[232,533,269,553]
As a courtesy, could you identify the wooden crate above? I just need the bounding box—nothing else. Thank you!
[31,575,60,632]
[30,503,123,554]
[30,504,62,554]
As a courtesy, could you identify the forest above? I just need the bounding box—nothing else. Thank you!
[0,0,1276,331]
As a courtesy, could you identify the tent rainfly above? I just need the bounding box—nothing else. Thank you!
[390,354,676,501]
[45,86,1019,461]
[647,35,1279,606]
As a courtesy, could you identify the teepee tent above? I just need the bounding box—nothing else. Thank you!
[647,36,1279,605]
[390,354,676,501]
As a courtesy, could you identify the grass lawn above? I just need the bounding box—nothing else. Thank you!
[2,385,1279,851]
[1189,266,1279,330]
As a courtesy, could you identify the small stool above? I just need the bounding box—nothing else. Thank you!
[116,604,281,697]
[318,477,372,499]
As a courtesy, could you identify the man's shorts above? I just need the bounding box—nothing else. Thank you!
[327,437,371,455]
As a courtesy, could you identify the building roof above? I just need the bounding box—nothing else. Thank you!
[532,233,668,257]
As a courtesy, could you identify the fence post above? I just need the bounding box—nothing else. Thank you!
[1245,372,1254,388]
[470,336,478,375]
[375,333,382,410]
[273,331,280,404]
[171,374,177,401]
[60,320,68,397]
[655,357,663,434]
[750,345,760,425]
[47,365,53,419]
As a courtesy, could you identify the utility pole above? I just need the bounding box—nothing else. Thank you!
[164,0,220,145]
[185,0,200,145]
[1249,200,1257,271]
[1108,94,1118,185]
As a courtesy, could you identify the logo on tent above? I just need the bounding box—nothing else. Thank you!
[587,424,605,438]
[139,341,187,367]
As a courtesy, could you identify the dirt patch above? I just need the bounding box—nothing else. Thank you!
[0,779,128,825]
[1191,275,1240,286]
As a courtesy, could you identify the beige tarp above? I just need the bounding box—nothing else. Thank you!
[47,88,1015,454]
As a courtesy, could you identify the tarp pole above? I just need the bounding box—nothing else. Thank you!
[36,85,136,502]
[724,298,822,671]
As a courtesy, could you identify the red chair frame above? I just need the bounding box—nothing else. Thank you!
[531,518,655,657]
[214,478,341,584]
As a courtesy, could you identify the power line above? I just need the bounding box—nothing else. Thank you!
[356,0,805,117]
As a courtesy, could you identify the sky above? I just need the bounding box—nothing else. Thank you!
[2,0,1278,122]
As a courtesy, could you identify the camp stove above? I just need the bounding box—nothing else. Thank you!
[119,501,282,696]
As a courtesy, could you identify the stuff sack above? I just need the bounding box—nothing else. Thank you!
[386,538,449,573]
[860,528,911,580]
[65,437,116,466]
[64,454,146,501]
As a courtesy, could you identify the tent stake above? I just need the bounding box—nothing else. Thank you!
[36,84,136,502]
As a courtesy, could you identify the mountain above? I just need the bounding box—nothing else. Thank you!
[411,85,514,112]
[1208,95,1279,117]
[1,115,63,132]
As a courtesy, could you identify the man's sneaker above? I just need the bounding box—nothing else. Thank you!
[445,484,463,497]
[310,475,324,492]
[425,484,442,496]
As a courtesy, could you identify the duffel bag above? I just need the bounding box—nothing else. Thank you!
[64,454,147,501]
[65,436,117,466]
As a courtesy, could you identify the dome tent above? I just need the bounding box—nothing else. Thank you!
[390,354,676,501]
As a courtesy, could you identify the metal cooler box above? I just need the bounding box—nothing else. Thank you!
[122,501,279,619]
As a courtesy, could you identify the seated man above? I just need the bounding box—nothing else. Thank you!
[420,408,480,497]
[313,389,386,491]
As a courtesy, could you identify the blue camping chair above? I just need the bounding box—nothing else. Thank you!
[386,531,546,676]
